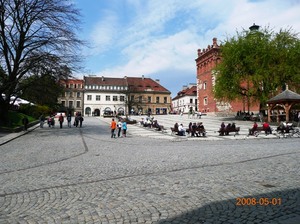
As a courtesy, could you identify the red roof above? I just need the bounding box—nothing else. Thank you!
[83,76,170,93]
[173,85,197,100]
[60,79,83,85]
[126,77,170,93]
[84,76,127,86]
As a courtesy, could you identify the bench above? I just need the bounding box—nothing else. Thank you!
[248,126,264,136]
[249,126,274,136]
[186,127,206,137]
[218,127,240,136]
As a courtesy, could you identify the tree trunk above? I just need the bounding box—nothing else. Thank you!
[0,100,10,127]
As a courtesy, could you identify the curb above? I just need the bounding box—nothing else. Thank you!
[0,124,40,146]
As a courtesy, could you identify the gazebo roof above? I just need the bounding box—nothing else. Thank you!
[267,89,300,104]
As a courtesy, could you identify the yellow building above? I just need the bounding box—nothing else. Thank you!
[125,76,172,115]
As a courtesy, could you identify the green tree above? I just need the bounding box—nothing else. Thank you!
[0,0,83,126]
[20,74,64,108]
[214,26,300,112]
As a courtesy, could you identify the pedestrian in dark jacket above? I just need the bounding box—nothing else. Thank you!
[22,116,29,131]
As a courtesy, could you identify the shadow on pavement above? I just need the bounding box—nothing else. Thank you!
[157,188,300,224]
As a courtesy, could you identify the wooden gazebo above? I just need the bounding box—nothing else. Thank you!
[267,88,300,122]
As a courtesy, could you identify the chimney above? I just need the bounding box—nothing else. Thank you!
[101,76,105,81]
[142,75,144,80]
[155,79,160,83]
[124,76,127,79]
[212,38,218,47]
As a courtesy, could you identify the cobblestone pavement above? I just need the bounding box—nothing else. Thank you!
[0,116,299,223]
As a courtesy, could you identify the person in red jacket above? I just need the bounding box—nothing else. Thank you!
[263,121,272,134]
[250,121,258,135]
[110,118,117,138]
[58,114,64,129]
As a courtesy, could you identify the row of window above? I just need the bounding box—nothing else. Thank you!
[63,92,81,98]
[173,97,207,107]
[87,95,125,102]
[85,85,128,91]
[173,98,197,107]
[86,95,168,103]
[61,100,81,108]
[63,84,83,89]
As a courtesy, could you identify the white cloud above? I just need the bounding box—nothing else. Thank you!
[84,0,300,93]
[97,29,199,78]
[88,11,119,55]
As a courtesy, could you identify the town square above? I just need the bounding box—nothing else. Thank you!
[0,115,299,223]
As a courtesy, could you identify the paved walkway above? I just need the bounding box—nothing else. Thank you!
[0,115,299,223]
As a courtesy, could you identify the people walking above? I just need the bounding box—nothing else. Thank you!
[110,118,117,138]
[50,116,55,128]
[122,121,127,137]
[79,115,84,127]
[39,114,45,128]
[58,114,64,128]
[67,113,72,128]
[117,119,122,137]
[74,115,79,127]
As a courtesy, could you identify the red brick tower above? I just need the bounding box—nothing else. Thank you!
[195,38,259,114]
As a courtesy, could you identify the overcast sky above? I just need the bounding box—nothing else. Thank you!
[73,0,300,97]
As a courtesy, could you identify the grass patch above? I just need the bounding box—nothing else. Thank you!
[1,111,35,129]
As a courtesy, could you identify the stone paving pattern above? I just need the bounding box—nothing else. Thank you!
[0,115,299,223]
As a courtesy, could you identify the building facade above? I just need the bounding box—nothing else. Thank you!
[84,76,127,116]
[83,76,172,116]
[58,79,84,115]
[172,84,197,114]
[196,38,259,114]
[126,77,171,115]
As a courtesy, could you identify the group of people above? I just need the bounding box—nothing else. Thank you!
[173,123,186,136]
[249,121,272,135]
[219,122,236,135]
[42,112,84,129]
[188,122,206,137]
[173,122,206,137]
[140,116,154,127]
[139,116,163,131]
[110,118,127,138]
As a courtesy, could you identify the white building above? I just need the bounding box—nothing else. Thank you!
[83,76,128,116]
[172,84,197,114]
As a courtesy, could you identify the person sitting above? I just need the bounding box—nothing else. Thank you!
[225,123,232,135]
[139,118,145,126]
[263,122,272,134]
[191,122,198,137]
[219,122,226,136]
[231,122,236,129]
[171,122,179,134]
[143,118,152,127]
[249,121,258,135]
[197,122,205,136]
[153,120,161,131]
[178,124,185,136]
[277,122,287,133]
